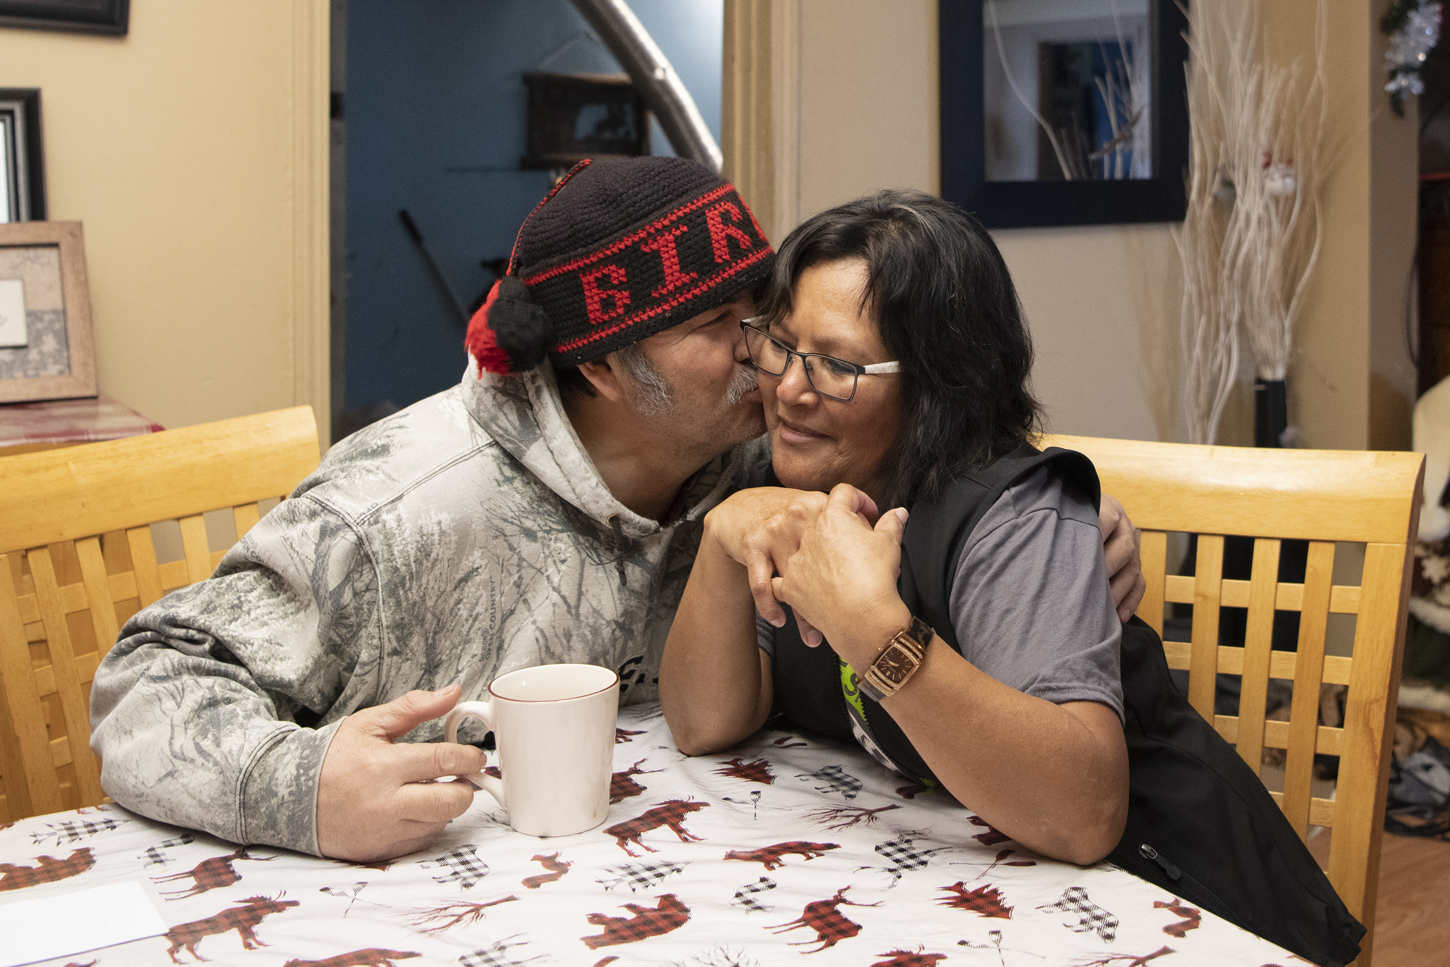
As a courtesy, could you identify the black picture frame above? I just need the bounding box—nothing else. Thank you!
[940,0,1189,229]
[0,0,128,36]
[0,89,45,222]
[520,72,650,171]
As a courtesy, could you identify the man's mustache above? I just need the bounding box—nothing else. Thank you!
[725,367,759,407]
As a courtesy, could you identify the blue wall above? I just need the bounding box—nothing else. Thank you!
[344,0,723,414]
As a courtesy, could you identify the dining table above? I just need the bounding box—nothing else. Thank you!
[0,704,1300,966]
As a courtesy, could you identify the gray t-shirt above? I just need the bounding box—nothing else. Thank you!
[759,465,1124,720]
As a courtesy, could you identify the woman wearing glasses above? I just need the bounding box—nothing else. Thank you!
[658,190,1129,865]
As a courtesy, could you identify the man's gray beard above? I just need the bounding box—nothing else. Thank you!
[725,367,759,407]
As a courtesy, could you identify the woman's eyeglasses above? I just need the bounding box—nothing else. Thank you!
[741,319,900,402]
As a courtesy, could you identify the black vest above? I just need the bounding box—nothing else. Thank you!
[770,445,1364,967]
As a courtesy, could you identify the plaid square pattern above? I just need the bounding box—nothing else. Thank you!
[597,861,686,893]
[421,845,489,891]
[139,834,195,867]
[796,765,863,800]
[1037,886,1119,942]
[873,835,947,883]
[457,935,540,967]
[732,875,778,913]
[32,817,125,845]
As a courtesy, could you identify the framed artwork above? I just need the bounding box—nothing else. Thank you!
[521,73,650,170]
[0,0,129,35]
[0,221,96,403]
[940,0,1189,228]
[0,89,46,223]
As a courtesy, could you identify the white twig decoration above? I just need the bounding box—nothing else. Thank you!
[1177,0,1339,444]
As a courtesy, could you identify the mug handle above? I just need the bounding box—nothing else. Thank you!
[443,700,506,807]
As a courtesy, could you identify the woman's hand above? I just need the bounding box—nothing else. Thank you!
[769,483,910,668]
[705,486,840,640]
[1099,494,1145,622]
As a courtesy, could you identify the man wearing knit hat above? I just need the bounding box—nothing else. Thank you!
[90,157,783,862]
[91,157,1140,862]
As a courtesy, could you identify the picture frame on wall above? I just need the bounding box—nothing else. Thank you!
[0,221,97,403]
[0,0,129,36]
[0,88,46,223]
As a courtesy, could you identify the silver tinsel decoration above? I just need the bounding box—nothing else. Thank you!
[1386,0,1443,113]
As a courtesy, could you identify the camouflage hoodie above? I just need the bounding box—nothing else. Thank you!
[89,362,769,855]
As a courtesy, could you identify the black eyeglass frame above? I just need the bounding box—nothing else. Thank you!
[740,319,901,403]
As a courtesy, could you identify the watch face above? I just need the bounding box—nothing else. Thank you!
[876,642,917,685]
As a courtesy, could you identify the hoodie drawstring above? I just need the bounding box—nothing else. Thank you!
[607,514,628,588]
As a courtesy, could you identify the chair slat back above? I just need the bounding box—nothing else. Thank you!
[1042,434,1423,967]
[0,407,319,823]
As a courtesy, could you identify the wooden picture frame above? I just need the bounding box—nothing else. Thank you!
[0,0,129,36]
[0,221,96,403]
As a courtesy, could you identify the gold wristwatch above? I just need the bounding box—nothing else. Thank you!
[858,615,934,702]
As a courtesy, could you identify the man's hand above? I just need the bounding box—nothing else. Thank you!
[1099,493,1145,622]
[705,487,840,643]
[317,684,485,862]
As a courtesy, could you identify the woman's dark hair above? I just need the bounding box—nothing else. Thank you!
[760,189,1042,507]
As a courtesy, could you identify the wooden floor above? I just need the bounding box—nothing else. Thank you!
[1308,830,1450,965]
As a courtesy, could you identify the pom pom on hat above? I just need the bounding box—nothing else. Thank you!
[465,275,554,374]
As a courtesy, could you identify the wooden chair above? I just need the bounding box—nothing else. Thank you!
[0,407,320,824]
[1041,434,1423,967]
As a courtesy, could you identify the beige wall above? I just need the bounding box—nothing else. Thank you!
[728,0,1419,450]
[0,0,329,437]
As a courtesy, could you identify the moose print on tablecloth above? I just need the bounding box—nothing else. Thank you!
[409,895,518,933]
[0,848,94,891]
[162,893,299,963]
[605,799,709,856]
[457,934,545,967]
[420,843,489,889]
[616,727,646,743]
[1153,898,1201,938]
[894,778,933,800]
[611,759,663,803]
[795,764,863,799]
[1036,885,1119,942]
[582,893,692,949]
[522,851,571,888]
[716,757,776,784]
[724,840,839,871]
[30,815,127,846]
[153,846,272,899]
[938,881,1014,919]
[139,834,196,868]
[598,860,686,893]
[869,948,949,967]
[770,885,879,953]
[732,875,778,913]
[280,948,421,967]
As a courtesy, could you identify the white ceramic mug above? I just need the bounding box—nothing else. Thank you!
[444,663,620,837]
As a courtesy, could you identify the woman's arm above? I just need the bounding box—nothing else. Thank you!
[659,487,828,754]
[772,484,1129,866]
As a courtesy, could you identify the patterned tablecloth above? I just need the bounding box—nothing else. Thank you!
[0,705,1297,966]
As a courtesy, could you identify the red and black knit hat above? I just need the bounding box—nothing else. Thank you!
[466,156,774,373]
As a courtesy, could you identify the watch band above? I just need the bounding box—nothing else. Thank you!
[858,615,934,702]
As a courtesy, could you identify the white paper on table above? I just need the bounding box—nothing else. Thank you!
[0,279,26,348]
[0,880,168,967]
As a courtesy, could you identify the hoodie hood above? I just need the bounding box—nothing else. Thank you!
[461,359,760,540]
